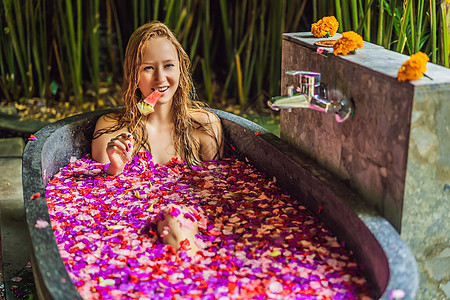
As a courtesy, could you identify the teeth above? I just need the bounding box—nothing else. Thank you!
[152,87,168,92]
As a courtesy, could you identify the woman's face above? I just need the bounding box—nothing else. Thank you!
[138,37,180,106]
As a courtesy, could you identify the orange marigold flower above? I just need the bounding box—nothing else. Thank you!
[311,16,339,38]
[397,52,429,82]
[333,31,364,56]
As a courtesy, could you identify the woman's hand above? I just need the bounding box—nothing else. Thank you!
[105,133,134,175]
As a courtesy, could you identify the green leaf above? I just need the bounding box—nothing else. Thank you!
[50,81,58,95]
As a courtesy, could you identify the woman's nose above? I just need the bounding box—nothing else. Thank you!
[154,67,165,81]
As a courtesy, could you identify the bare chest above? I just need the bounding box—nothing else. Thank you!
[145,125,178,164]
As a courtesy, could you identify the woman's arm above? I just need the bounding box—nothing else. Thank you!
[193,110,224,161]
[91,114,133,175]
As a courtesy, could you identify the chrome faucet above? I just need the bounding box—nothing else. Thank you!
[267,70,354,122]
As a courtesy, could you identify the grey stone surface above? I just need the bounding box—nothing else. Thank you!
[0,106,18,116]
[436,248,450,258]
[0,197,32,298]
[0,137,24,157]
[0,147,35,298]
[441,281,450,298]
[423,257,449,282]
[0,158,23,200]
[0,117,48,134]
[402,85,450,300]
[416,269,448,300]
[22,109,418,299]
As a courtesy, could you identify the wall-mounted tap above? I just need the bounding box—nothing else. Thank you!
[268,70,354,122]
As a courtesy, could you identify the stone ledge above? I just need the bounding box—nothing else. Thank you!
[283,32,450,86]
[0,138,25,157]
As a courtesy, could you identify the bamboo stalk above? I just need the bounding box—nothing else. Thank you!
[41,0,50,98]
[25,0,38,97]
[377,0,384,44]
[174,8,187,37]
[3,0,31,97]
[396,0,412,53]
[254,0,267,101]
[409,1,415,54]
[355,0,375,37]
[357,0,363,32]
[140,0,145,26]
[341,0,352,31]
[76,0,82,99]
[313,0,318,22]
[242,2,256,99]
[291,0,307,31]
[109,0,124,76]
[0,7,15,101]
[180,0,195,47]
[132,1,137,29]
[153,0,160,21]
[441,1,449,67]
[219,0,232,62]
[52,39,66,97]
[430,0,437,63]
[415,0,425,53]
[201,0,212,103]
[351,0,359,30]
[165,0,175,28]
[365,0,371,41]
[87,0,100,96]
[24,0,33,95]
[188,20,201,63]
[335,0,344,33]
[384,0,398,49]
[57,0,82,103]
[235,54,245,106]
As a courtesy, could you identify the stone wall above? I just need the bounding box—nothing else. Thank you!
[279,32,449,299]
[402,85,450,299]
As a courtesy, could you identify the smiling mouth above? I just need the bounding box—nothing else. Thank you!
[151,87,169,93]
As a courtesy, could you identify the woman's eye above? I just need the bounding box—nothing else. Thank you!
[143,66,154,71]
[165,64,175,68]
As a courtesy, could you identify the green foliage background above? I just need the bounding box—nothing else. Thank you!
[0,0,449,108]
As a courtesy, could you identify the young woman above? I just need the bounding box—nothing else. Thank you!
[91,21,223,256]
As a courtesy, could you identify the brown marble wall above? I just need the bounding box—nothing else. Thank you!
[280,34,414,231]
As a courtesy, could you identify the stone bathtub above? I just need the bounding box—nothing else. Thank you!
[22,108,418,299]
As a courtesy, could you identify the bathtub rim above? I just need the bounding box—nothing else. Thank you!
[22,108,418,299]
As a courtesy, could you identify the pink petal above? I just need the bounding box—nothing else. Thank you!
[179,217,195,230]
[35,219,49,229]
[389,289,405,298]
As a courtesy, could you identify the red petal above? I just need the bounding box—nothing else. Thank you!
[30,192,41,200]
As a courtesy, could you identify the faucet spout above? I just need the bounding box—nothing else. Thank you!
[268,70,354,122]
[267,94,310,111]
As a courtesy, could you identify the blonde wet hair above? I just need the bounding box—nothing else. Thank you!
[94,21,220,165]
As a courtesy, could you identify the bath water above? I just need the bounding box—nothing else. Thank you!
[45,152,373,299]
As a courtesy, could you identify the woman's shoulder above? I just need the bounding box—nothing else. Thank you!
[95,112,120,128]
[190,108,220,125]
